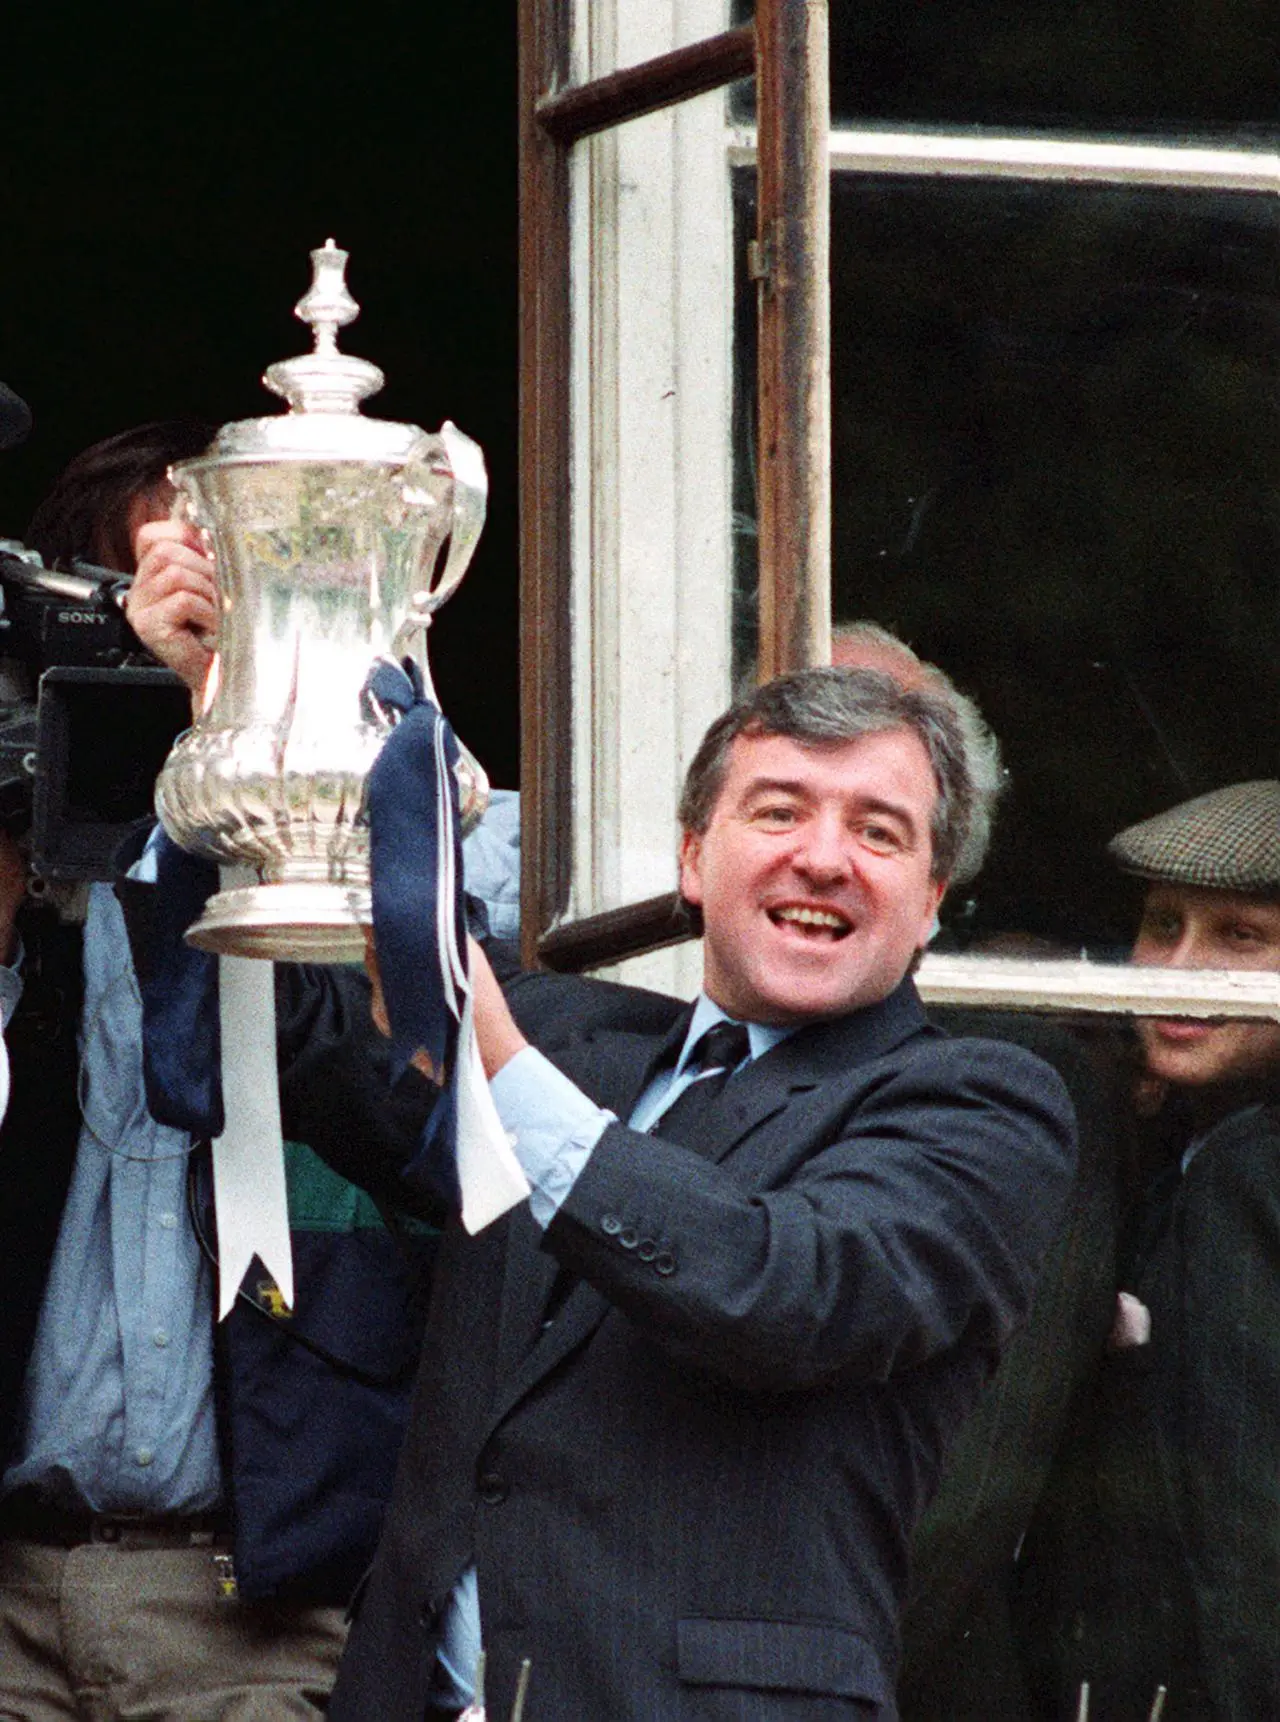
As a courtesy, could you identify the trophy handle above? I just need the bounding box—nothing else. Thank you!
[392,421,487,645]
[390,423,491,837]
[429,420,488,611]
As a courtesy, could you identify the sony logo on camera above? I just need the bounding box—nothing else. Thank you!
[57,609,112,627]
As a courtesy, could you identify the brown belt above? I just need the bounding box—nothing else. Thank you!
[0,1489,231,1550]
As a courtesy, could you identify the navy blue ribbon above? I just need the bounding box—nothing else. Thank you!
[365,657,467,1201]
[135,831,223,1136]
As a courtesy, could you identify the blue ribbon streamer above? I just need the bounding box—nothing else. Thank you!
[135,831,223,1136]
[366,658,467,1204]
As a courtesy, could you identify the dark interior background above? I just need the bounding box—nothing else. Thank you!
[734,0,1279,135]
[0,1,521,786]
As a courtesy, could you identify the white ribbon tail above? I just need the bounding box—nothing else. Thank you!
[212,953,294,1319]
[455,985,529,1234]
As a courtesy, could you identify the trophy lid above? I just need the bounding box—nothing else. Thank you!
[181,240,427,466]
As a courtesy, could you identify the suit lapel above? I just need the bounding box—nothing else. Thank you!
[487,1274,611,1435]
[486,980,931,1434]
[492,1206,560,1384]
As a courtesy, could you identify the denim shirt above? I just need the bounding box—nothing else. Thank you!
[3,883,220,1511]
[0,791,526,1514]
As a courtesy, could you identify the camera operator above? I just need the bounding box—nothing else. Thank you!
[0,422,450,1720]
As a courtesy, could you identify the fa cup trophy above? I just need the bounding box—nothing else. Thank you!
[155,239,488,961]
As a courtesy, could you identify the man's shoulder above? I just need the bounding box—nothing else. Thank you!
[782,1006,1078,1174]
[902,1026,1077,1101]
[807,1009,1073,1103]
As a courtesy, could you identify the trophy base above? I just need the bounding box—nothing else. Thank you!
[183,882,371,963]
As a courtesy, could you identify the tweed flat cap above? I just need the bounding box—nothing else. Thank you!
[1109,780,1280,893]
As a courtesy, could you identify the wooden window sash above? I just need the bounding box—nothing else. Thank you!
[519,0,830,973]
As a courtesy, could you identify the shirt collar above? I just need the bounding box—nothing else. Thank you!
[674,993,795,1077]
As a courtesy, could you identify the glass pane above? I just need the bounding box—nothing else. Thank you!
[829,1,1280,133]
[730,0,1279,134]
[734,168,1280,950]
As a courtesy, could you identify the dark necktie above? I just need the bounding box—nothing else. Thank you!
[652,1020,752,1152]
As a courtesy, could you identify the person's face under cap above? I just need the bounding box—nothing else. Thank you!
[1132,885,1280,1087]
[1112,781,1280,1088]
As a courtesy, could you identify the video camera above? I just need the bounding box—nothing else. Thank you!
[0,542,192,881]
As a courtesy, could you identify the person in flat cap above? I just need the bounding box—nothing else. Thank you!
[1017,781,1280,1721]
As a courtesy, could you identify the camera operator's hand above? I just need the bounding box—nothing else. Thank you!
[128,521,219,697]
[0,832,27,966]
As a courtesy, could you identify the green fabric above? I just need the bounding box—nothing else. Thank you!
[283,1139,386,1233]
[282,1140,437,1239]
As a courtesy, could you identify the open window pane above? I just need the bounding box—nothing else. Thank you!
[735,169,1279,950]
[728,0,1280,135]
[566,83,748,989]
[827,1,1280,134]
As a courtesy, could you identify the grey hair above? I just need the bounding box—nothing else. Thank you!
[830,622,1004,884]
[678,663,1001,885]
[831,619,920,661]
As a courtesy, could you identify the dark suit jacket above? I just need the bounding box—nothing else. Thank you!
[897,1014,1123,1720]
[330,972,1076,1722]
[1016,1091,1280,1721]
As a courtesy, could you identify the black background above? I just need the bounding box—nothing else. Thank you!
[0,1,522,785]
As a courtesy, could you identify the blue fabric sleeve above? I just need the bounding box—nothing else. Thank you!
[490,1047,613,1229]
[0,934,24,1028]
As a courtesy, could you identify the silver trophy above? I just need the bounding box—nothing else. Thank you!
[155,239,488,961]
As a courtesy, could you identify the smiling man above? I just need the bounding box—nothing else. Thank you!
[332,666,1076,1722]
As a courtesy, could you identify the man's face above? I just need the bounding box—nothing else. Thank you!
[679,728,946,1026]
[1132,883,1280,1087]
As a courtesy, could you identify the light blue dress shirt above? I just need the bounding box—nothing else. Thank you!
[0,949,21,1030]
[435,996,792,1706]
[463,789,521,942]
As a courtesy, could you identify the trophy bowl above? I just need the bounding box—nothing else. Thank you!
[155,240,488,961]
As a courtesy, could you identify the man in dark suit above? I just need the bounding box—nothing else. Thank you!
[334,665,1077,1722]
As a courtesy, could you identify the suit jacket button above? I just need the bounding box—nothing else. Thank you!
[654,1251,677,1276]
[637,1239,657,1262]
[601,1214,622,1235]
[478,1472,508,1505]
[618,1227,639,1250]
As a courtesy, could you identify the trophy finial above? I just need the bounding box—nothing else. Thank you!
[263,239,385,415]
[295,238,360,356]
